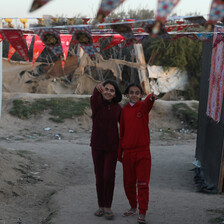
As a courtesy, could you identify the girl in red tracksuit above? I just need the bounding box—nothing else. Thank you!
[118,83,157,224]
[91,80,122,220]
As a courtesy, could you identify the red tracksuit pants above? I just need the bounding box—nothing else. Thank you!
[92,148,117,208]
[123,150,151,215]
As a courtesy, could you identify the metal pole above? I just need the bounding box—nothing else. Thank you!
[0,19,2,119]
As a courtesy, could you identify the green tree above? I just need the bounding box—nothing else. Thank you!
[143,37,202,99]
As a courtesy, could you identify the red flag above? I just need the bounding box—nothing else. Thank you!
[0,34,4,42]
[0,29,29,61]
[126,19,135,28]
[82,18,90,24]
[104,34,125,50]
[8,45,16,61]
[32,34,45,66]
[25,35,34,50]
[60,34,72,70]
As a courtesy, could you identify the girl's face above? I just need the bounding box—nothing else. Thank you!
[102,84,116,102]
[127,86,142,104]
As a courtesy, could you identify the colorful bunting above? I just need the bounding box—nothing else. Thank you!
[8,45,16,61]
[93,35,102,52]
[82,18,90,25]
[171,33,198,40]
[20,18,28,29]
[96,0,126,22]
[69,26,95,59]
[67,18,75,25]
[0,29,29,61]
[0,34,4,42]
[32,34,45,66]
[208,0,224,23]
[4,18,14,28]
[104,34,125,50]
[206,26,224,122]
[196,33,213,42]
[25,35,34,50]
[213,33,224,48]
[34,28,64,59]
[140,20,168,37]
[111,23,136,41]
[37,18,45,26]
[156,0,181,22]
[122,35,147,48]
[30,0,51,12]
[60,34,72,70]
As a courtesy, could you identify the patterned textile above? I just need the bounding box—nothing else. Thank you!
[196,33,213,42]
[96,0,126,22]
[34,28,63,58]
[8,45,16,61]
[156,0,181,21]
[30,0,51,12]
[0,29,29,61]
[25,35,34,50]
[69,26,95,59]
[206,26,224,122]
[208,0,224,23]
[110,23,136,41]
[32,35,45,65]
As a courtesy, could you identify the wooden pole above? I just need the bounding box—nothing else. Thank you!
[218,139,224,193]
[134,43,150,95]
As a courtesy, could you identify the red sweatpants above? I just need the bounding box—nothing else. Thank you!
[122,150,151,215]
[92,148,117,208]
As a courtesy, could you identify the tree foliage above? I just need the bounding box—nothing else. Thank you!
[143,37,202,99]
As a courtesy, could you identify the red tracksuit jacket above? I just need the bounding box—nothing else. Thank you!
[118,94,154,159]
[90,87,122,151]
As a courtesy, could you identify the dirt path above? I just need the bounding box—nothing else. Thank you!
[0,136,223,224]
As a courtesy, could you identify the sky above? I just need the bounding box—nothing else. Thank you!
[0,0,212,20]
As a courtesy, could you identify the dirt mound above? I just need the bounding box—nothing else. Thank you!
[0,146,30,199]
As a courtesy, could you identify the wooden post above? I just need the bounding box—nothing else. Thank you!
[77,44,84,65]
[0,19,2,119]
[218,139,224,192]
[134,43,150,95]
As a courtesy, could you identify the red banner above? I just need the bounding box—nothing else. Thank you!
[8,45,16,61]
[60,34,72,70]
[32,34,45,66]
[0,29,29,61]
[104,34,125,50]
[0,34,4,42]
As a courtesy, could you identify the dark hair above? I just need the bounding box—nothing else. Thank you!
[124,83,145,95]
[103,80,122,103]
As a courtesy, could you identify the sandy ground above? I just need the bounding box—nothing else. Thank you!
[0,93,223,224]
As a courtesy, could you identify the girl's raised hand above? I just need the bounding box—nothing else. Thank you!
[96,82,105,93]
[150,92,158,101]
